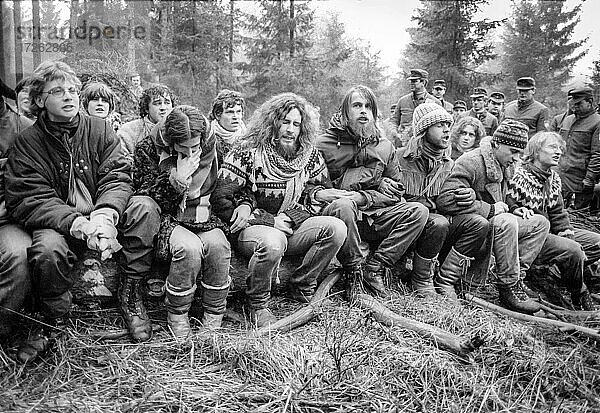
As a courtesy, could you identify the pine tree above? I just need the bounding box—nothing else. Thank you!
[500,0,587,110]
[403,0,502,101]
[590,54,600,107]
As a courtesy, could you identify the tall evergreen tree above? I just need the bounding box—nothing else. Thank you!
[403,0,502,101]
[500,0,587,110]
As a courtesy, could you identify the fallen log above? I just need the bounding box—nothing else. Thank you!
[255,271,343,336]
[354,293,484,357]
[464,293,600,342]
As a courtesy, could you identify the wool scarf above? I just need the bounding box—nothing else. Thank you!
[210,119,246,145]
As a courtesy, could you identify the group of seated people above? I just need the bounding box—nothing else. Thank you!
[0,60,598,365]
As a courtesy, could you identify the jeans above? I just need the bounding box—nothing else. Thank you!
[0,224,32,337]
[165,226,231,314]
[534,233,586,293]
[573,228,600,265]
[237,216,346,309]
[323,198,428,269]
[491,213,550,287]
[28,196,160,319]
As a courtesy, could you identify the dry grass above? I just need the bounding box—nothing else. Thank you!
[1,288,600,413]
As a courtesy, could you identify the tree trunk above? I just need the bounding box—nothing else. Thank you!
[229,0,234,63]
[289,0,295,58]
[69,0,79,40]
[0,2,6,81]
[13,0,23,83]
[32,0,42,68]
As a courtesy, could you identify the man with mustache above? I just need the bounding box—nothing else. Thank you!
[503,77,549,138]
[316,85,428,298]
[211,93,346,328]
[437,119,549,313]
[5,61,161,362]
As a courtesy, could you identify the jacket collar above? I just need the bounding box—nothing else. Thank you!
[479,140,510,183]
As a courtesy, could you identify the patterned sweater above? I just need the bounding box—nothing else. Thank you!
[211,145,331,230]
[507,163,572,234]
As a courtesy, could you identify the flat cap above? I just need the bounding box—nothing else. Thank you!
[470,87,488,98]
[433,79,446,88]
[407,69,429,80]
[567,87,593,103]
[489,92,505,102]
[453,100,467,110]
[516,77,536,90]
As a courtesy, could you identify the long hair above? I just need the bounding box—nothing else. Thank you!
[450,115,486,150]
[339,85,379,128]
[80,81,117,113]
[28,60,81,117]
[523,131,565,164]
[139,84,176,119]
[240,93,316,153]
[209,89,245,121]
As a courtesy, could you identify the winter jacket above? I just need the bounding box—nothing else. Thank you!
[503,99,549,138]
[437,139,513,218]
[5,113,132,235]
[507,163,572,234]
[557,109,600,193]
[316,113,403,212]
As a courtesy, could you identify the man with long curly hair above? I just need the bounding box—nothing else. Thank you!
[211,93,347,328]
[316,85,429,299]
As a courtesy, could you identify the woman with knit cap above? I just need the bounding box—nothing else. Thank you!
[133,105,231,339]
[507,131,597,310]
[398,103,478,296]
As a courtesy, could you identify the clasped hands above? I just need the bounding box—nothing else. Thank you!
[70,208,122,260]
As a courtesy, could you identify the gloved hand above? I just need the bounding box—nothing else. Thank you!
[69,216,93,240]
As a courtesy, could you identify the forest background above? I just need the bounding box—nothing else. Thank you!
[1,0,600,125]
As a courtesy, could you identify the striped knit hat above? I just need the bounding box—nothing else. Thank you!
[492,119,528,149]
[412,102,454,137]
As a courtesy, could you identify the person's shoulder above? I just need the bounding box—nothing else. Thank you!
[533,100,548,110]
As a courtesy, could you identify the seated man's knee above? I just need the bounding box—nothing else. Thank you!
[529,213,551,233]
[124,196,161,225]
[323,217,348,247]
[256,233,287,262]
[28,229,71,266]
[412,202,430,223]
[328,197,358,219]
[466,214,490,238]
[492,212,518,232]
[428,215,450,238]
[170,229,203,263]
[203,229,231,257]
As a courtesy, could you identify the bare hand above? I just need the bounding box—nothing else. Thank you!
[340,191,368,207]
[378,177,404,198]
[513,206,534,219]
[315,188,354,203]
[493,201,509,215]
[176,151,201,180]
[230,204,252,233]
[453,188,475,207]
[274,213,293,235]
[557,229,575,239]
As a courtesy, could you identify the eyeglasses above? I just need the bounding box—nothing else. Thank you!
[42,86,80,98]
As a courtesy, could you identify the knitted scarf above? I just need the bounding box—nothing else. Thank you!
[210,119,246,145]
[252,143,312,214]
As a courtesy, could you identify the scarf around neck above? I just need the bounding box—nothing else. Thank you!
[210,118,246,145]
[41,111,80,145]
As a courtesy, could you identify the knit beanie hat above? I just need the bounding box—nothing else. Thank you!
[492,119,529,149]
[412,102,454,138]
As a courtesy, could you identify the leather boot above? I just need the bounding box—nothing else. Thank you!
[497,281,541,314]
[17,315,67,363]
[119,276,152,343]
[435,247,472,301]
[572,290,596,311]
[167,312,191,340]
[201,312,224,330]
[411,253,437,297]
[249,307,277,329]
[362,259,390,299]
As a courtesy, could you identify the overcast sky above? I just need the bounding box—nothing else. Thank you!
[312,0,600,80]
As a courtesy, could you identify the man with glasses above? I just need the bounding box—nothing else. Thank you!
[431,79,453,114]
[5,61,161,362]
[391,69,440,147]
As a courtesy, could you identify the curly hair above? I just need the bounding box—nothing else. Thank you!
[523,131,565,164]
[139,84,176,119]
[451,115,486,150]
[209,89,245,121]
[239,92,317,153]
[28,60,81,117]
[80,81,117,113]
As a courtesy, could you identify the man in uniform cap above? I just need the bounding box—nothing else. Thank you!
[452,100,467,121]
[467,87,498,136]
[431,79,453,113]
[487,92,505,121]
[503,77,549,138]
[556,86,600,209]
[392,68,441,147]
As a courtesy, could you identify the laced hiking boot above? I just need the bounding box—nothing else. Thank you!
[411,253,437,298]
[287,284,314,304]
[435,247,473,302]
[498,282,541,314]
[345,266,366,301]
[362,260,390,299]
[17,316,67,364]
[167,312,191,340]
[572,291,596,311]
[249,307,278,329]
[119,277,153,342]
[201,312,224,331]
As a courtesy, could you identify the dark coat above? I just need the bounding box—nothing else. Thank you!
[5,113,132,235]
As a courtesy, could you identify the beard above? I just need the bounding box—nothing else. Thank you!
[350,118,376,142]
[273,138,300,160]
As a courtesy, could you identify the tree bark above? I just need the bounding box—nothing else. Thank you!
[13,0,23,83]
[32,0,42,68]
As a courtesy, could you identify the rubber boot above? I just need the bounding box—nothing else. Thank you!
[167,312,191,340]
[201,279,229,329]
[411,253,437,297]
[435,247,473,301]
[201,312,224,330]
[119,276,152,343]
